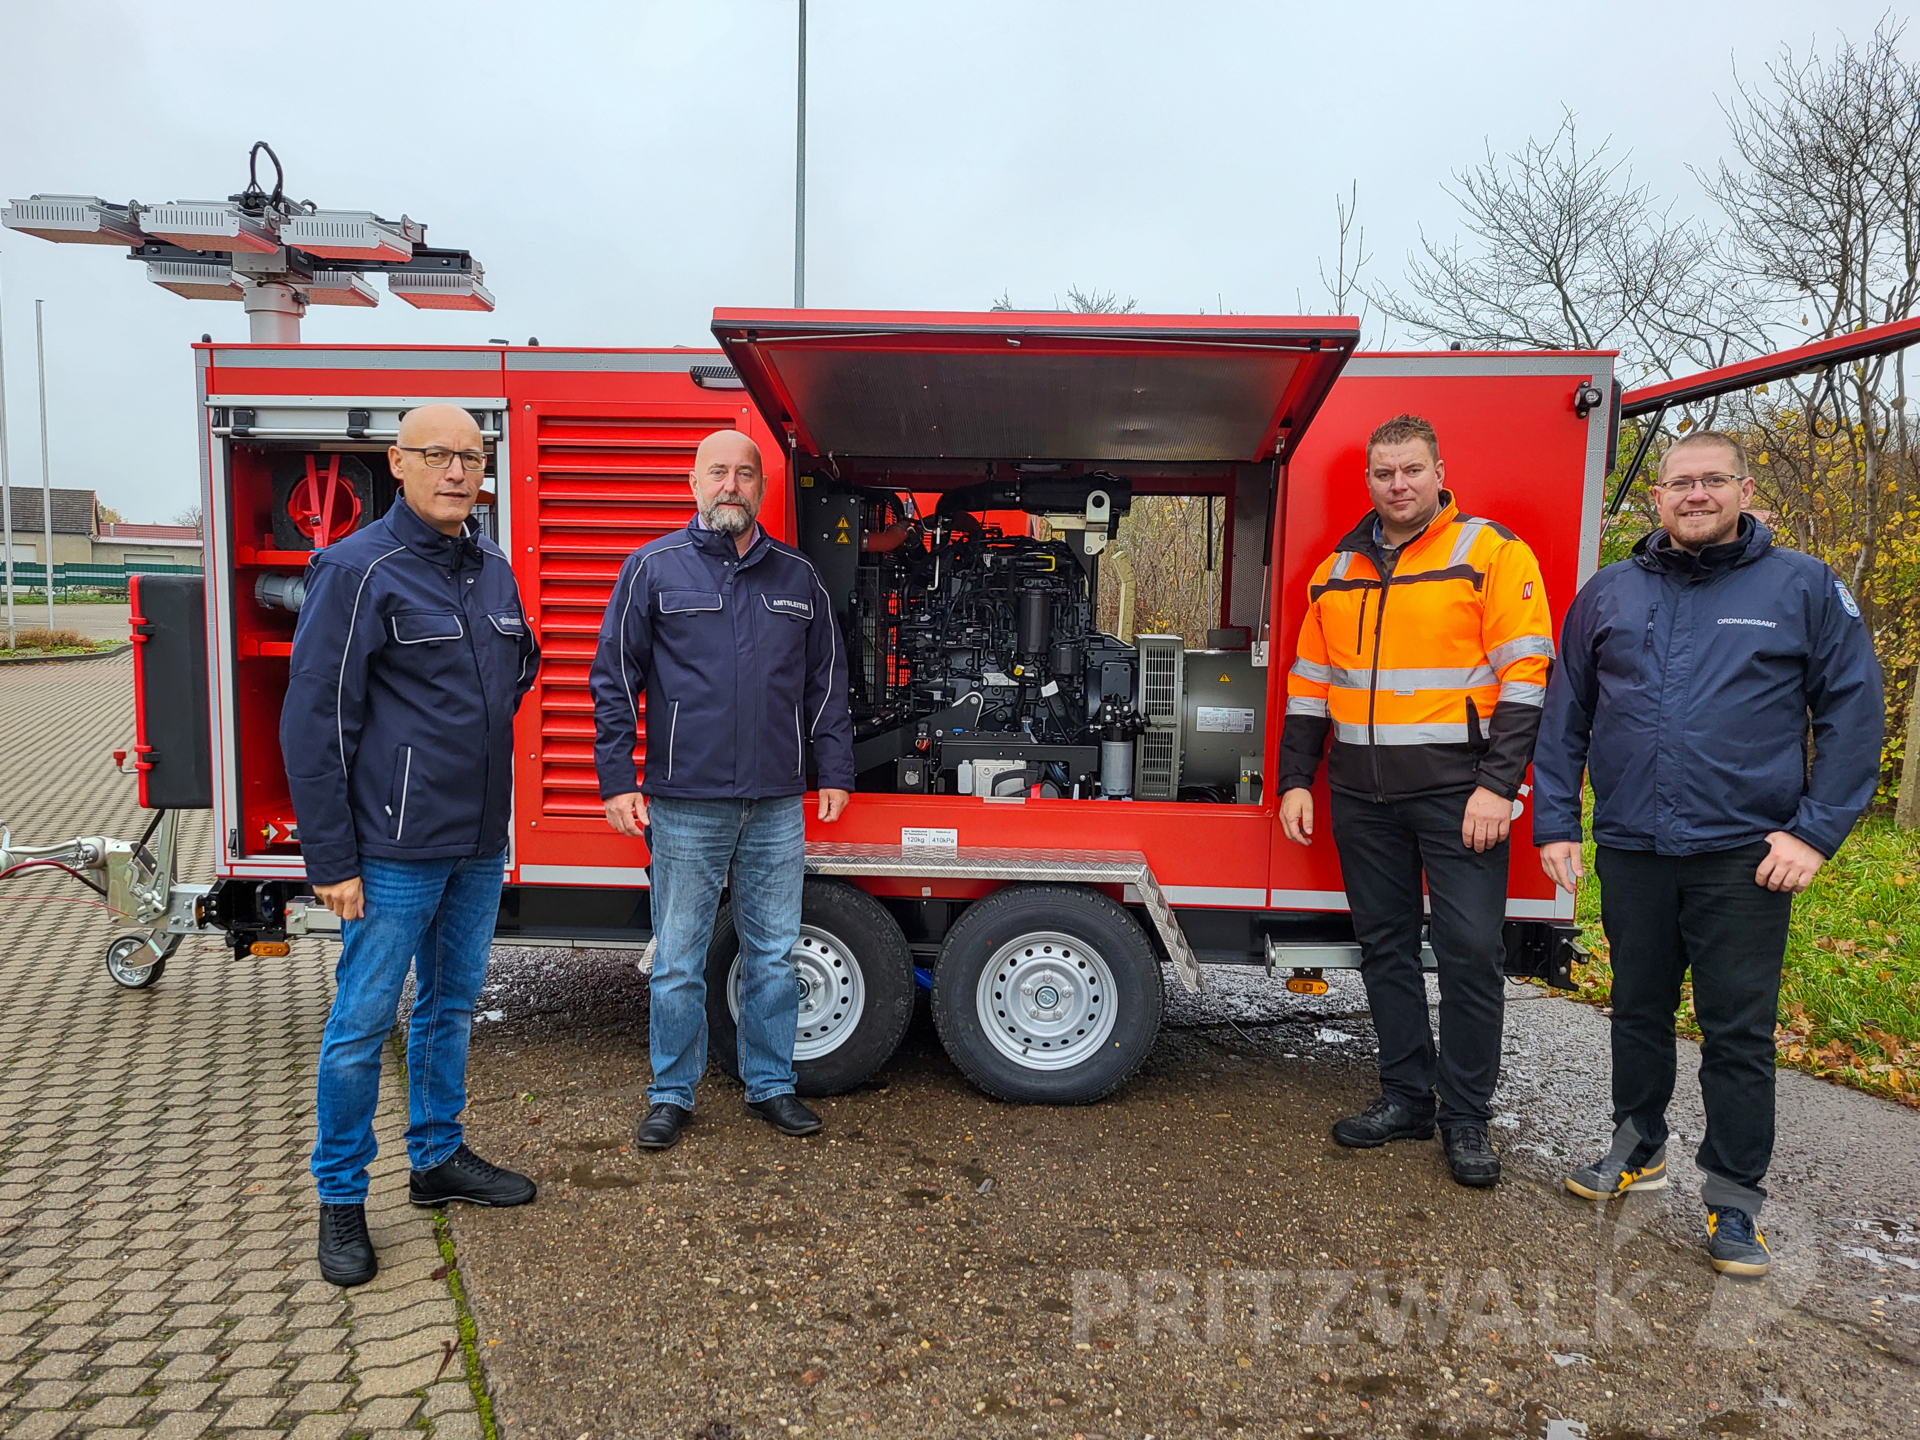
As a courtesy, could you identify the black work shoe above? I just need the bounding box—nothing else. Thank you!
[409,1144,537,1208]
[1707,1207,1771,1277]
[747,1093,823,1136]
[1331,1096,1436,1148]
[318,1202,377,1288]
[1441,1124,1502,1188]
[635,1102,692,1150]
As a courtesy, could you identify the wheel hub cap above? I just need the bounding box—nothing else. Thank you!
[729,924,865,1061]
[977,932,1118,1071]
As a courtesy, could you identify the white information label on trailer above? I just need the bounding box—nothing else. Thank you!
[901,827,960,851]
[1195,707,1257,734]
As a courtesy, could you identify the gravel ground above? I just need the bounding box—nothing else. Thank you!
[444,948,1920,1440]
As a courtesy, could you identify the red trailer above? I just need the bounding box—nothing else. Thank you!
[33,311,1620,1104]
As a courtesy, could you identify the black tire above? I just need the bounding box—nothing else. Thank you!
[104,935,167,989]
[931,883,1163,1104]
[705,879,915,1096]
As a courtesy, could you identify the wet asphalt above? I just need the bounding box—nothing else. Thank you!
[444,951,1920,1440]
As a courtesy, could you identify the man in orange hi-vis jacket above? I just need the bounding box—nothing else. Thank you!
[1278,414,1552,1189]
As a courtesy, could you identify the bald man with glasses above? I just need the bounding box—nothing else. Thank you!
[1532,430,1882,1278]
[283,404,543,1287]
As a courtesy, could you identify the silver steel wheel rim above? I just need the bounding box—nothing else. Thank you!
[976,931,1118,1071]
[106,937,158,986]
[728,924,866,1061]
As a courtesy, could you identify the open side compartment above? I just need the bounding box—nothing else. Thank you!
[215,417,498,860]
[713,309,1359,810]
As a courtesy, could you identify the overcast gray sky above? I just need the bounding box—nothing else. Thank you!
[0,0,1902,522]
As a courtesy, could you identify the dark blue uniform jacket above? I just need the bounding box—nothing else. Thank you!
[1532,517,1882,859]
[589,520,855,801]
[282,498,540,886]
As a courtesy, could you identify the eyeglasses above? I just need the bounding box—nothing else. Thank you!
[396,445,488,473]
[1652,472,1746,495]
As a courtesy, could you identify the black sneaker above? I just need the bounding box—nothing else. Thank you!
[1331,1096,1436,1148]
[1707,1207,1771,1277]
[318,1202,377,1288]
[409,1144,537,1208]
[1441,1124,1502,1187]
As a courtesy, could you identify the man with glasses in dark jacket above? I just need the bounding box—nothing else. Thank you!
[285,404,542,1289]
[591,428,855,1152]
[1533,430,1882,1277]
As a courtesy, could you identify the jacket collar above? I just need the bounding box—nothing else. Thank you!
[686,513,769,564]
[384,495,485,572]
[1632,512,1771,577]
[1336,490,1460,567]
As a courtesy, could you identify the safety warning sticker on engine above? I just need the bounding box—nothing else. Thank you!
[1195,707,1256,734]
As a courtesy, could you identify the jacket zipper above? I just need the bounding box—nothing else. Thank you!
[395,746,414,840]
[1367,579,1391,801]
[460,565,494,847]
[668,700,681,780]
[794,702,804,778]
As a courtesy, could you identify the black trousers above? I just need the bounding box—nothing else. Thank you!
[1596,842,1793,1206]
[1330,789,1510,1126]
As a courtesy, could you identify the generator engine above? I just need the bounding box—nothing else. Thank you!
[802,482,1142,798]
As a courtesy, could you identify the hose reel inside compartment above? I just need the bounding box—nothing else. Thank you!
[211,400,502,858]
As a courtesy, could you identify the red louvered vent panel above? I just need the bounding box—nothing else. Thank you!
[530,410,728,817]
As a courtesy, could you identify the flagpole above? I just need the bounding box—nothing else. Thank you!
[0,264,15,651]
[35,299,54,630]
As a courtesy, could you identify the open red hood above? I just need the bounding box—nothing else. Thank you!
[712,309,1358,472]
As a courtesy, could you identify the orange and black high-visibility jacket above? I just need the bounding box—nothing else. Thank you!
[1278,491,1553,803]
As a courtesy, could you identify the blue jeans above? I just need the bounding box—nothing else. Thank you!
[648,795,805,1109]
[311,851,505,1204]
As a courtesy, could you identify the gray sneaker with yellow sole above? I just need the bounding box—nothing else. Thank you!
[1565,1125,1667,1200]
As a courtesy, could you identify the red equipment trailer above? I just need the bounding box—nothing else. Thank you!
[40,310,1621,1103]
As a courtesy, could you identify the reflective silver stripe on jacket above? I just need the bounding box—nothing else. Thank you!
[336,546,410,787]
[1286,696,1331,717]
[1289,657,1333,685]
[1485,634,1555,670]
[1498,680,1547,707]
[1332,718,1493,745]
[1329,551,1355,580]
[1328,665,1498,691]
[1448,519,1487,567]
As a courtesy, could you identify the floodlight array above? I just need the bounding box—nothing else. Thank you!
[0,149,494,334]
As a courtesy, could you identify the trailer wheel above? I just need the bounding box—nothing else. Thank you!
[705,880,915,1096]
[105,934,173,990]
[932,884,1163,1104]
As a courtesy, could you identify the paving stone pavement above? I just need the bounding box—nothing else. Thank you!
[0,655,487,1440]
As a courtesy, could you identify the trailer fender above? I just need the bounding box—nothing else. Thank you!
[802,843,1204,995]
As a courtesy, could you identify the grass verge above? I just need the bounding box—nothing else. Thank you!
[0,627,122,658]
[1560,814,1920,1107]
[431,1212,500,1440]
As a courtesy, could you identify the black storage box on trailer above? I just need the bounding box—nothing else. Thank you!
[130,574,213,810]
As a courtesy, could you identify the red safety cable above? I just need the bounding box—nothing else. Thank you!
[0,894,121,914]
[0,858,93,884]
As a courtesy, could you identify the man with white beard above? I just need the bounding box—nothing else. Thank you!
[590,429,855,1150]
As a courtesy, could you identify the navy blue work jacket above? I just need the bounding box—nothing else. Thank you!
[1532,517,1882,858]
[282,498,540,886]
[589,520,855,801]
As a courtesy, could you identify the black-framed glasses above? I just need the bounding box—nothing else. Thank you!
[396,445,487,473]
[1653,472,1746,495]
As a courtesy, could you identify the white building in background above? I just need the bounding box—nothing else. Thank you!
[1,486,202,587]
